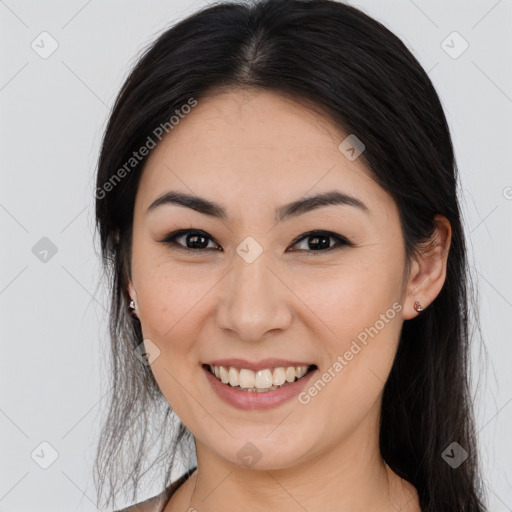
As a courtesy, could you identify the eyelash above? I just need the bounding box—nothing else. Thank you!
[159,229,353,255]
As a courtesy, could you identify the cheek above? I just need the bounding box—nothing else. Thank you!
[134,267,212,416]
[295,261,403,393]
[135,264,212,352]
[296,260,401,339]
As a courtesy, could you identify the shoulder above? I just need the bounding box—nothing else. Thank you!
[113,467,197,512]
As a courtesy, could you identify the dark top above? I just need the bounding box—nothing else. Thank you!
[114,466,197,512]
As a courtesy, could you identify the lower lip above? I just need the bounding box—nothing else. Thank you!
[203,365,318,410]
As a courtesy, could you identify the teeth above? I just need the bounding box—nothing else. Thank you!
[272,367,286,386]
[228,367,239,387]
[208,364,311,391]
[239,368,255,389]
[286,367,296,382]
[255,369,273,388]
[219,366,229,384]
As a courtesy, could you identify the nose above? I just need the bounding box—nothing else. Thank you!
[215,251,293,343]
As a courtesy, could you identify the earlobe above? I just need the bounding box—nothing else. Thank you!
[127,282,138,315]
[403,215,451,320]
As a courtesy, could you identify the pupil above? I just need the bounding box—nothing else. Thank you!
[310,235,330,250]
[188,234,208,249]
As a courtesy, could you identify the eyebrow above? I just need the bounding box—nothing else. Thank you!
[146,190,369,222]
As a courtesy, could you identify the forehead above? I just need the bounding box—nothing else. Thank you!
[135,89,393,220]
[149,88,349,161]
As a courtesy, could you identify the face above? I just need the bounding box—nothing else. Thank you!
[128,88,412,470]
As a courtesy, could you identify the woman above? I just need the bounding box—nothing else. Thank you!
[93,0,487,510]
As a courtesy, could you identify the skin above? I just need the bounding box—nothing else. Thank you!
[127,88,451,512]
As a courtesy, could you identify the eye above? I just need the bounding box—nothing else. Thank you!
[159,229,353,254]
[287,230,353,254]
[160,229,221,253]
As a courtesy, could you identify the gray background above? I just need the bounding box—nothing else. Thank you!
[1,0,511,510]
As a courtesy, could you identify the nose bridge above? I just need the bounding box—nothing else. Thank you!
[216,247,292,341]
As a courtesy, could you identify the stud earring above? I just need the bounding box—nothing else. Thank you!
[129,299,137,311]
[413,300,424,313]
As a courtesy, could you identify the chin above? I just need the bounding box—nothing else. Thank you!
[207,431,317,471]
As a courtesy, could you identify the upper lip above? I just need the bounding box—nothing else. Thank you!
[203,358,315,372]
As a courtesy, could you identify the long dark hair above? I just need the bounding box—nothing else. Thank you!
[93,1,487,510]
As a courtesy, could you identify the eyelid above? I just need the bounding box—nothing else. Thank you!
[159,229,353,253]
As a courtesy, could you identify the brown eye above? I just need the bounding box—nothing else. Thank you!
[161,229,221,252]
[287,230,353,254]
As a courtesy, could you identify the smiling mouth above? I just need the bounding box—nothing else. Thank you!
[203,363,318,392]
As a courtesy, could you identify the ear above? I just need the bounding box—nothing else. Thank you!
[128,281,137,302]
[402,214,452,320]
